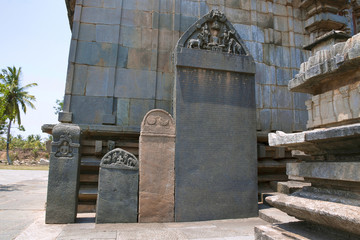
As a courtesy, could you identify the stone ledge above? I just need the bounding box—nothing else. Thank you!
[287,162,360,182]
[289,33,360,94]
[268,123,360,157]
[265,194,360,235]
[41,123,140,136]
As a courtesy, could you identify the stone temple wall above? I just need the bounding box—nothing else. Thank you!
[60,0,329,134]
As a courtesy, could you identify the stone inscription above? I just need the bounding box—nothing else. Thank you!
[101,148,139,170]
[174,67,258,221]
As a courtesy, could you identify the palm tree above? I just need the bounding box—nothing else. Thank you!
[0,66,37,165]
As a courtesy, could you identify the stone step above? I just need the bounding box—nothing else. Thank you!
[78,203,96,213]
[259,207,299,224]
[255,221,360,240]
[273,181,311,194]
[78,185,98,202]
[266,194,360,235]
[79,174,98,183]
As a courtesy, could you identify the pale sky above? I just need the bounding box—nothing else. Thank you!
[0,1,71,139]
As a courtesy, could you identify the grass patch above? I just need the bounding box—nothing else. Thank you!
[0,165,49,170]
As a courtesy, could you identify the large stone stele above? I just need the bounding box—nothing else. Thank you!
[173,10,258,222]
[95,148,139,223]
[138,109,175,223]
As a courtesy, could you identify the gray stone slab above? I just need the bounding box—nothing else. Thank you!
[46,124,81,224]
[173,11,258,222]
[96,148,139,223]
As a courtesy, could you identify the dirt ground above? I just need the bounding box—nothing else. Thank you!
[0,149,49,166]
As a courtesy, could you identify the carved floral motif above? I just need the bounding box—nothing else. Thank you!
[101,148,139,170]
[186,10,246,55]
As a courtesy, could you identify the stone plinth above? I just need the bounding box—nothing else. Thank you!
[46,123,81,224]
[173,10,258,222]
[138,109,175,223]
[96,148,139,223]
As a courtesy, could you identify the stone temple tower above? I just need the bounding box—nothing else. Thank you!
[42,0,358,223]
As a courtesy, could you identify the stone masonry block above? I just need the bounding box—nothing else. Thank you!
[119,26,142,48]
[96,24,120,43]
[114,68,156,99]
[116,98,130,126]
[78,23,96,42]
[75,41,118,67]
[129,99,155,127]
[81,7,121,24]
[86,66,115,97]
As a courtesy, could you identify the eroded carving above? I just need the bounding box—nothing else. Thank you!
[52,130,80,158]
[100,148,139,170]
[186,10,246,55]
[141,109,175,135]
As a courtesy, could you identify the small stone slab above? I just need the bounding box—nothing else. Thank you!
[266,194,360,235]
[96,148,139,223]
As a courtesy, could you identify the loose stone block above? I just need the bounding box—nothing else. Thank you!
[96,148,139,223]
[174,10,258,222]
[46,123,81,224]
[138,109,175,223]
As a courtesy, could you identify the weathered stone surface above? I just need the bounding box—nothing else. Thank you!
[138,109,175,223]
[266,194,360,235]
[289,33,360,95]
[46,123,81,224]
[269,123,360,159]
[276,181,311,194]
[255,221,360,240]
[173,11,258,222]
[96,148,139,223]
[287,162,360,183]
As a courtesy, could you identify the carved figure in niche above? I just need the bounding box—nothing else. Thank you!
[186,10,245,55]
[54,131,77,158]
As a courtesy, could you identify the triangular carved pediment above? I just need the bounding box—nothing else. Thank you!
[177,10,250,55]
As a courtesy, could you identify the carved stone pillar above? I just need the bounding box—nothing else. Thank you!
[45,123,81,224]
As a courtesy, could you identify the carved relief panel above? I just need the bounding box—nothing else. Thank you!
[185,10,246,55]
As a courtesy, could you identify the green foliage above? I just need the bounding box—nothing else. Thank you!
[0,66,37,124]
[0,134,46,151]
[0,66,37,164]
[53,99,64,115]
